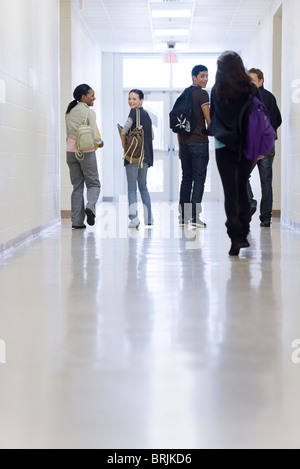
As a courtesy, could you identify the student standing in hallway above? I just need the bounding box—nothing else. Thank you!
[121,89,154,228]
[65,84,103,229]
[207,51,261,256]
[247,68,282,227]
[178,65,210,228]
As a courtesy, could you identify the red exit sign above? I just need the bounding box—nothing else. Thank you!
[164,53,178,64]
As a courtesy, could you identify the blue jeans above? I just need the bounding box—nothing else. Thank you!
[247,146,275,223]
[126,163,152,224]
[179,142,209,221]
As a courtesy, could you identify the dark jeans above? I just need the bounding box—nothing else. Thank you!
[179,142,209,221]
[216,147,253,241]
[247,147,275,223]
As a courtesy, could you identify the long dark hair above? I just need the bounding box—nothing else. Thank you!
[66,84,92,114]
[214,51,252,101]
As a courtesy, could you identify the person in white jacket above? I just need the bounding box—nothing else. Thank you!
[65,84,103,229]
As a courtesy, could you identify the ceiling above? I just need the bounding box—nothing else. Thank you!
[73,0,273,53]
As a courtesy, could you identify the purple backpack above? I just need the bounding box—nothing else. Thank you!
[241,95,275,162]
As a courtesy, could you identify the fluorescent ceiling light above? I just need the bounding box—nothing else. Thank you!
[153,29,189,36]
[152,10,192,18]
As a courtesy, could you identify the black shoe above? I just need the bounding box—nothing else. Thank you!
[85,208,95,226]
[72,225,86,230]
[229,244,240,257]
[229,238,246,256]
[260,221,271,228]
[240,239,250,248]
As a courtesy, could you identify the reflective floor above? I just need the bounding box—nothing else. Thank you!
[0,201,300,449]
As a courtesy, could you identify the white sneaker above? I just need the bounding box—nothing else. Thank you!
[189,218,207,228]
[179,221,188,227]
[128,217,140,229]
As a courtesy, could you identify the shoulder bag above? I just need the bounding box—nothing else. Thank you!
[124,109,144,168]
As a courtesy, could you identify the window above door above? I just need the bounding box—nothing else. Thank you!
[123,54,218,90]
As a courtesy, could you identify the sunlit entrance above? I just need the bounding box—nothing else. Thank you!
[144,91,180,202]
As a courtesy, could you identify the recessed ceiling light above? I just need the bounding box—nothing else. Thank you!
[152,10,192,18]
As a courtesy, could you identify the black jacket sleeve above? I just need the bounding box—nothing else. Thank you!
[259,87,282,131]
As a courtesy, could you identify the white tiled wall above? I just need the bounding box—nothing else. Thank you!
[60,0,102,212]
[0,0,60,252]
[281,0,300,230]
[243,0,300,231]
[242,0,283,214]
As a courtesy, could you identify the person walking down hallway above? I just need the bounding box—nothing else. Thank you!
[207,51,262,256]
[178,65,211,228]
[121,89,154,229]
[247,68,282,227]
[65,84,103,229]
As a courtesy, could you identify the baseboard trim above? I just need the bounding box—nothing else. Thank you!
[61,210,71,219]
[0,218,61,257]
[282,217,300,233]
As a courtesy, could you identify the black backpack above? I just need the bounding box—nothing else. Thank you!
[169,86,197,135]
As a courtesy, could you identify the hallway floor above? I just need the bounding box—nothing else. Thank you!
[0,202,300,449]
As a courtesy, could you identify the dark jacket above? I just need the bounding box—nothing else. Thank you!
[258,86,282,138]
[124,107,154,167]
[206,84,261,154]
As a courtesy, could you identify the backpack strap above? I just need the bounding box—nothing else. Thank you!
[238,95,253,154]
[136,108,141,127]
[136,109,144,168]
[75,109,92,161]
[239,95,252,129]
[83,109,90,125]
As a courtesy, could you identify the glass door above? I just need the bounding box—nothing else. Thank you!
[143,91,181,202]
[143,92,172,201]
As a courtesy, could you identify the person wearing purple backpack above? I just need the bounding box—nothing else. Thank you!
[206,51,262,256]
[247,68,282,227]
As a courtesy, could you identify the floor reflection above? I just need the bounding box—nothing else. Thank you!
[1,204,300,448]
